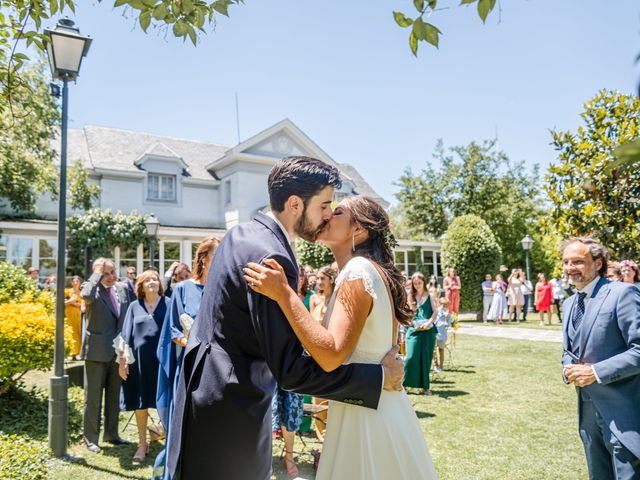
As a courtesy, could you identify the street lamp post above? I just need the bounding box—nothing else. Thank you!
[521,235,535,312]
[145,214,160,269]
[44,18,92,458]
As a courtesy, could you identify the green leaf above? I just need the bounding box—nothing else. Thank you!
[114,0,128,7]
[139,10,151,32]
[186,24,197,45]
[182,0,195,15]
[213,1,229,17]
[425,22,441,47]
[477,0,496,23]
[409,31,418,56]
[413,0,424,12]
[412,17,428,41]
[50,0,58,15]
[393,11,413,28]
[428,0,437,8]
[173,19,188,37]
[152,3,168,20]
[459,0,477,4]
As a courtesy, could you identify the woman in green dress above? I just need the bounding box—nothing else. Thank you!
[403,272,437,395]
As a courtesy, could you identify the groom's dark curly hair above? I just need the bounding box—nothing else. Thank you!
[268,156,342,212]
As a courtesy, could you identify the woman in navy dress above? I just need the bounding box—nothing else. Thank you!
[153,236,220,479]
[118,270,169,462]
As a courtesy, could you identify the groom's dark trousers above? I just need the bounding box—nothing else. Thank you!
[167,212,383,480]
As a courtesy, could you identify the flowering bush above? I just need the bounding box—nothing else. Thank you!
[0,262,41,305]
[0,300,71,394]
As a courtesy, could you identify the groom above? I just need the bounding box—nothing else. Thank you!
[167,157,404,479]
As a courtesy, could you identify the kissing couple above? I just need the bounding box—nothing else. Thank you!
[167,156,437,479]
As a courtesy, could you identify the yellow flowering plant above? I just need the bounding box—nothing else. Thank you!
[0,300,72,395]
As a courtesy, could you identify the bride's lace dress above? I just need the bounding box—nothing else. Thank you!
[316,256,438,480]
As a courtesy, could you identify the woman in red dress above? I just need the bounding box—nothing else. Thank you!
[443,268,461,316]
[534,273,553,326]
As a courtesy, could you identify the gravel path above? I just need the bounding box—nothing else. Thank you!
[456,324,563,343]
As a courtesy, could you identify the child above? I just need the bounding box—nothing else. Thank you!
[434,297,452,373]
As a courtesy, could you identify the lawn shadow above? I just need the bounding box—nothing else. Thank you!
[100,441,163,471]
[0,384,49,440]
[415,410,436,419]
[432,389,469,400]
[57,455,150,480]
[444,365,476,374]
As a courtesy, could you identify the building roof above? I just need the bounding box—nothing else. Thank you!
[65,121,387,203]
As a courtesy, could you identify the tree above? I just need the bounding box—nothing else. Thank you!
[395,139,554,274]
[441,214,502,314]
[295,239,334,269]
[0,62,101,215]
[545,89,640,259]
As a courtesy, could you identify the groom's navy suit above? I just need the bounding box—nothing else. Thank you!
[167,212,383,479]
[562,276,640,479]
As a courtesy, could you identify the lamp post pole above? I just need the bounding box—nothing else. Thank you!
[149,236,155,270]
[520,235,535,314]
[45,18,92,458]
[49,77,69,457]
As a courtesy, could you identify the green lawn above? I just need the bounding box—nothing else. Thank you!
[459,314,564,331]
[2,335,587,480]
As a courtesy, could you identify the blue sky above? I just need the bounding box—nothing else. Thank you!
[66,1,639,204]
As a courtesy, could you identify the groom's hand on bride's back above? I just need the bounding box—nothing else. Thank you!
[381,345,404,391]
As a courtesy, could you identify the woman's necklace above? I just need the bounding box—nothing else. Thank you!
[144,296,160,315]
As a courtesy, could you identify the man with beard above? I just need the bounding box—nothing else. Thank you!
[561,237,640,479]
[167,156,404,480]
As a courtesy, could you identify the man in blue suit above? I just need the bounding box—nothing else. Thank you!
[167,157,404,479]
[561,236,640,479]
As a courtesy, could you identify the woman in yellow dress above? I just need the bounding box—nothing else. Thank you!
[65,275,85,360]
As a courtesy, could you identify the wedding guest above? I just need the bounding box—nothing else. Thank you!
[535,273,553,326]
[481,274,494,323]
[153,236,219,479]
[561,237,640,479]
[428,274,442,299]
[307,266,336,441]
[297,266,314,311]
[27,267,44,290]
[551,277,566,323]
[310,266,337,323]
[620,260,640,287]
[507,269,525,323]
[404,272,437,395]
[487,274,507,324]
[308,273,318,292]
[606,262,622,281]
[118,270,169,462]
[123,266,137,301]
[520,271,533,322]
[44,274,57,291]
[162,262,191,299]
[443,268,461,316]
[80,258,130,452]
[433,297,452,373]
[64,275,85,361]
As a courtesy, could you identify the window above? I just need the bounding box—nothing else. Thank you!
[435,252,442,278]
[0,236,6,261]
[119,245,138,276]
[39,239,57,277]
[422,250,435,276]
[224,180,231,205]
[407,250,417,275]
[163,241,181,274]
[394,251,406,273]
[10,237,33,270]
[148,173,176,201]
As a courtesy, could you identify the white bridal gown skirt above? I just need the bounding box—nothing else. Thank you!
[316,389,438,480]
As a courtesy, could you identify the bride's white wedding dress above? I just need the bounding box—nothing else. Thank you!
[316,256,438,480]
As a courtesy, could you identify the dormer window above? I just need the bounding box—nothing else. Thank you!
[148,173,176,201]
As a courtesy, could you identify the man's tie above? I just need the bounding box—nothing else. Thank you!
[572,292,587,330]
[108,288,119,315]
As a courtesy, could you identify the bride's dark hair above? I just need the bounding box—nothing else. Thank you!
[342,195,413,326]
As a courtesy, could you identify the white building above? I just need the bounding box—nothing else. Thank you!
[0,119,440,278]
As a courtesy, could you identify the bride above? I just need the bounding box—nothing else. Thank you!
[244,195,438,479]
